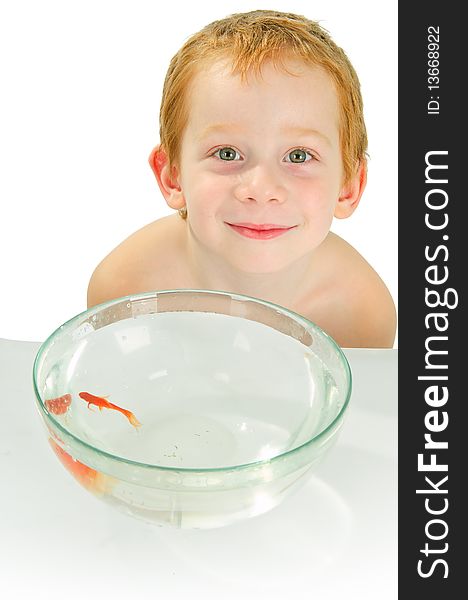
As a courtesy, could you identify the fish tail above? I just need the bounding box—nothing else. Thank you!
[107,402,141,428]
[121,408,142,429]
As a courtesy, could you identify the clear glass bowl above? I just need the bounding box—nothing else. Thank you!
[33,290,351,529]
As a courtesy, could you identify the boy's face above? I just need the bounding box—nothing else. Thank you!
[171,58,362,274]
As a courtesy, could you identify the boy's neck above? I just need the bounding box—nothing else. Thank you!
[184,232,316,309]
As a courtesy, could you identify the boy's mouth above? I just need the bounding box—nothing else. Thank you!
[225,222,297,240]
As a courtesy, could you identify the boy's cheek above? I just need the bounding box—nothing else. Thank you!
[185,175,227,205]
[297,183,338,214]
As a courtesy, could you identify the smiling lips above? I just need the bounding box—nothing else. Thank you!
[226,222,296,240]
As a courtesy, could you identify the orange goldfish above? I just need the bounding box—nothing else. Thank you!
[49,438,112,495]
[79,391,141,429]
[45,393,72,415]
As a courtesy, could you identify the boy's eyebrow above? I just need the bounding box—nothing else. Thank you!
[285,126,332,146]
[196,123,332,146]
[196,123,243,141]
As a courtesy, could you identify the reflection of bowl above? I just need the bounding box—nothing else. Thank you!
[33,289,351,529]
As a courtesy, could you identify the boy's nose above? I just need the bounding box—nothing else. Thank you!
[234,164,287,205]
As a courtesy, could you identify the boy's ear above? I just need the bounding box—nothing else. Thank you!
[334,159,367,219]
[148,145,186,210]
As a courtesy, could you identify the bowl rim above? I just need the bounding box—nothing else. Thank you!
[33,288,352,474]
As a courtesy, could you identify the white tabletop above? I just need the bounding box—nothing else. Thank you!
[0,338,397,599]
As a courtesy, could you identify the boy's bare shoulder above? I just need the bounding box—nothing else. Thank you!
[305,233,397,348]
[87,214,186,308]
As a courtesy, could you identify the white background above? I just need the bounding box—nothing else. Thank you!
[0,0,397,343]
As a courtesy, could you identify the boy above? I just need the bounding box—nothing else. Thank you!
[87,10,396,348]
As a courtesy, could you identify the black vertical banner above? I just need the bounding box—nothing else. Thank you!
[399,2,465,596]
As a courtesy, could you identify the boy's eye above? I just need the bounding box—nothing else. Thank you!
[285,149,312,163]
[214,147,241,161]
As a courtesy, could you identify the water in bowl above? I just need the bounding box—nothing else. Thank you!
[41,311,340,470]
